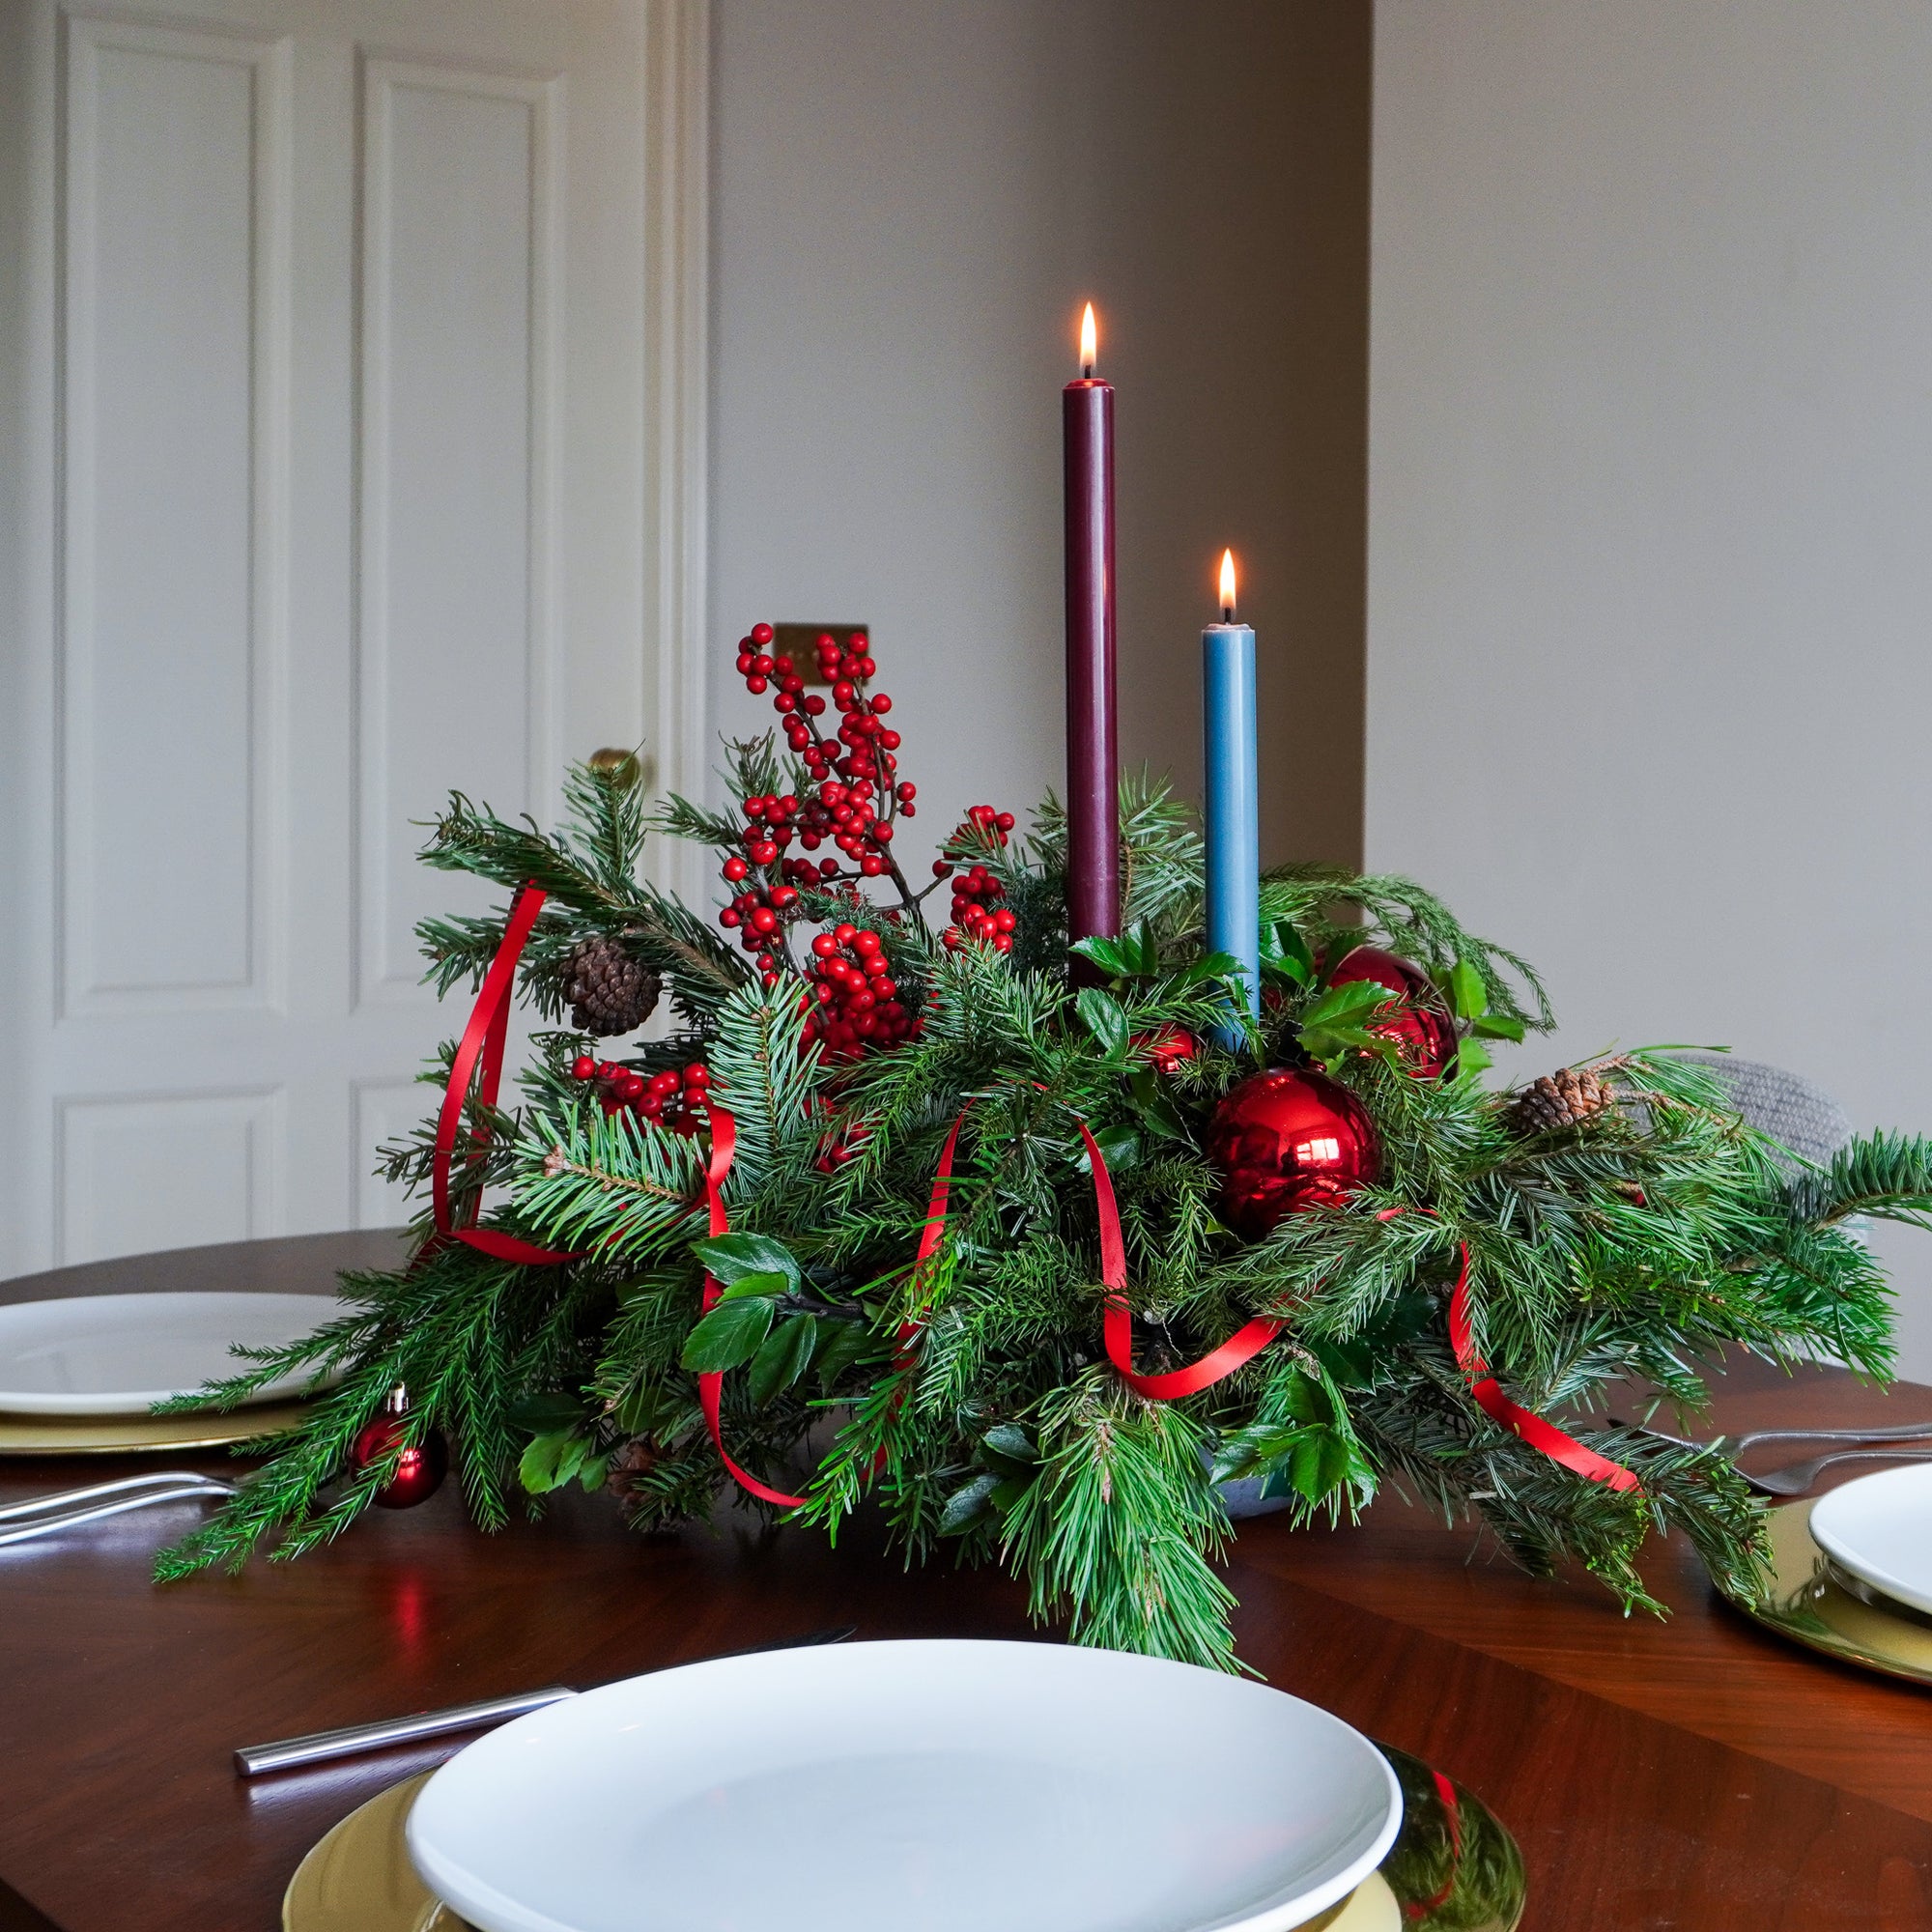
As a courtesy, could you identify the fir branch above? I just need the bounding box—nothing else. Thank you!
[1003,1373,1240,1671]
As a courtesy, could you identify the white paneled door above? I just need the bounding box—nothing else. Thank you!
[0,0,709,1274]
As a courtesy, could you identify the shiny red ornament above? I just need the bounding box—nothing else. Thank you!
[351,1386,448,1509]
[1327,945,1458,1079]
[1207,1068,1381,1240]
[1133,1026,1198,1076]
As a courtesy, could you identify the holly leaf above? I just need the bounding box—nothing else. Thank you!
[1072,924,1162,979]
[1446,959,1490,1022]
[679,1294,775,1372]
[981,1423,1038,1469]
[1127,1069,1188,1143]
[518,1430,575,1492]
[1260,920,1316,986]
[938,1472,1001,1536]
[1211,1420,1315,1484]
[748,1314,818,1406]
[717,1269,792,1301]
[813,1320,879,1390]
[1297,980,1404,1074]
[1169,950,1246,990]
[1454,1038,1494,1080]
[1263,1428,1369,1506]
[505,1392,586,1435]
[1068,935,1135,980]
[1075,987,1130,1058]
[1076,1122,1140,1174]
[1472,1013,1525,1042]
[1300,980,1391,1029]
[519,1430,601,1495]
[693,1233,801,1294]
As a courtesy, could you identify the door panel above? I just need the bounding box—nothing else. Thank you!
[2,0,704,1273]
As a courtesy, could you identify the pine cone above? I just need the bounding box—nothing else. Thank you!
[562,935,661,1036]
[605,1435,660,1502]
[1509,1065,1616,1135]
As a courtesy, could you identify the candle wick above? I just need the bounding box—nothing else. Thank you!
[1081,360,1094,379]
[1221,603,1235,623]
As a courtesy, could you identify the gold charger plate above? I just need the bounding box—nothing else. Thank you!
[0,1401,310,1456]
[284,1745,1523,1932]
[1729,1496,1932,1685]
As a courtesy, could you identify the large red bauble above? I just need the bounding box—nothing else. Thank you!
[352,1391,448,1510]
[1328,945,1459,1079]
[1207,1068,1381,1240]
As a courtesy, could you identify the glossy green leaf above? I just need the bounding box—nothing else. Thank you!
[981,1422,1038,1466]
[717,1269,792,1301]
[1446,959,1490,1021]
[679,1294,775,1372]
[814,1320,878,1390]
[938,1471,1001,1535]
[749,1314,818,1406]
[1076,987,1131,1058]
[693,1233,801,1293]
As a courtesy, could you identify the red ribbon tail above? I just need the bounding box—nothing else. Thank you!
[1447,1246,1639,1492]
[696,1105,808,1511]
[428,884,582,1268]
[1081,1121,1285,1401]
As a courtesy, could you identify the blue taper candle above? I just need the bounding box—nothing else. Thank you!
[1204,549,1259,1034]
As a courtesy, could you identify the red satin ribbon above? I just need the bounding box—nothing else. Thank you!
[1011,1120,1636,1492]
[428,887,800,1503]
[1080,1122,1284,1399]
[1446,1252,1639,1492]
[428,884,583,1267]
[904,1111,1632,1487]
[696,1108,809,1510]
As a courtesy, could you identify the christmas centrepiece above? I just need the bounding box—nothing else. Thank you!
[154,618,1932,1668]
[156,309,1932,1670]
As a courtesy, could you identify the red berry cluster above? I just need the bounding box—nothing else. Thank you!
[812,1104,872,1174]
[803,924,916,1058]
[934,806,1019,952]
[570,1055,711,1133]
[732,622,910,828]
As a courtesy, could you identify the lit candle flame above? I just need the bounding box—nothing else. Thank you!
[1079,302,1097,376]
[1218,549,1237,620]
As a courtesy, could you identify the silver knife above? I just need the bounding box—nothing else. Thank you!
[234,1624,857,1776]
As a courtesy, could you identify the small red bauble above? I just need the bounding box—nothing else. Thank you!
[1133,1026,1198,1076]
[1206,1068,1381,1240]
[351,1386,448,1509]
[1327,945,1459,1079]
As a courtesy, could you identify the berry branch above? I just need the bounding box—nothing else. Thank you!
[719,624,1019,992]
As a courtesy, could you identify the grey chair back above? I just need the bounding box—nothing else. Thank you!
[1680,1055,1853,1168]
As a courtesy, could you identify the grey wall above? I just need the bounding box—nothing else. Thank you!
[1367,1,1932,1371]
[709,0,1370,871]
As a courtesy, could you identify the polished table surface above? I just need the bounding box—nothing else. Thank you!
[1,1234,1930,1931]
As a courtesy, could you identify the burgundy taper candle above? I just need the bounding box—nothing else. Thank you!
[1063,302,1120,945]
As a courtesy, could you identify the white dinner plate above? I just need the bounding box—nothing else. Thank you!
[407,1637,1403,1932]
[1809,1463,1932,1616]
[0,1292,341,1415]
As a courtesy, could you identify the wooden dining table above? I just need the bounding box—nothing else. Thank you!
[1,1232,1929,1931]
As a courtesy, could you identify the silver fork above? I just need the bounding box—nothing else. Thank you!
[0,1470,237,1547]
[1619,1418,1932,1456]
[1741,1447,1932,1498]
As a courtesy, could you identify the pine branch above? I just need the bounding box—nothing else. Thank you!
[1788,1130,1932,1232]
[1003,1373,1241,1672]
